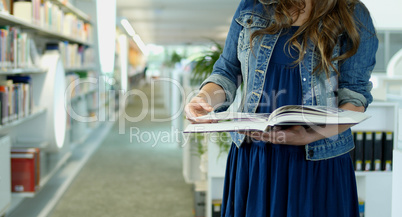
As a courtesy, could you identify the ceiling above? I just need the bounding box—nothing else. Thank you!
[116,0,240,46]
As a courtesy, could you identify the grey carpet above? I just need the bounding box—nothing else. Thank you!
[50,83,194,217]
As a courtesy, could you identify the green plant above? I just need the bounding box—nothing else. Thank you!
[188,41,231,158]
[190,41,224,85]
[216,132,231,159]
[191,133,207,157]
[165,51,183,68]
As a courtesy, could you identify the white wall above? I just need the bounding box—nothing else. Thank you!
[362,0,402,30]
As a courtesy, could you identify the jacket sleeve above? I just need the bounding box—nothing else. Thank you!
[199,0,245,112]
[338,2,379,110]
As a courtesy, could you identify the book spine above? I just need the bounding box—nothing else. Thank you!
[0,87,8,124]
[13,83,18,119]
[373,132,383,171]
[383,132,393,171]
[8,81,14,121]
[364,132,373,171]
[11,152,36,192]
[354,132,364,171]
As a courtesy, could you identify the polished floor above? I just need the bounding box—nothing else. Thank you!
[51,83,194,217]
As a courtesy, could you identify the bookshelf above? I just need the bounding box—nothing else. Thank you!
[49,0,92,23]
[0,108,46,132]
[0,13,91,46]
[11,148,71,198]
[65,66,96,73]
[348,102,398,217]
[0,0,112,216]
[0,68,46,75]
[0,136,11,217]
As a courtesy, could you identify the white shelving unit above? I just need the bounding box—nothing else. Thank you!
[11,149,71,198]
[351,102,398,217]
[0,1,111,216]
[65,66,96,73]
[0,68,46,75]
[0,136,11,217]
[0,108,46,132]
[0,12,91,46]
[206,138,227,217]
[49,0,92,23]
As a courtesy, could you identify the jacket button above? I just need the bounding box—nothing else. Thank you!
[246,19,253,25]
[308,150,314,158]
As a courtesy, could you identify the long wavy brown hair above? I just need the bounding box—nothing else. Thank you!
[251,0,361,76]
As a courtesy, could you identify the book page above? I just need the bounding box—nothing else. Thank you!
[269,109,370,126]
[192,111,270,121]
[269,105,346,121]
[184,120,268,133]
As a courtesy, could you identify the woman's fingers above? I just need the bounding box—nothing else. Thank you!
[239,126,310,145]
[184,97,214,123]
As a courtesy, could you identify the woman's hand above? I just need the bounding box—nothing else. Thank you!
[184,96,214,123]
[242,125,318,145]
[185,83,226,123]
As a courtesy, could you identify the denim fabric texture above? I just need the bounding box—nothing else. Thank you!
[200,0,378,160]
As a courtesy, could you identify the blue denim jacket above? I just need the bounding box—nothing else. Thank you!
[200,0,379,160]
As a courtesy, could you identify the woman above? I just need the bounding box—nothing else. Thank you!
[185,0,378,216]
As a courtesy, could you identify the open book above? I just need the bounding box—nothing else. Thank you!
[184,105,370,133]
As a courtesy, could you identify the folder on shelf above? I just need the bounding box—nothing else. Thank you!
[212,199,222,217]
[383,132,393,171]
[364,132,373,171]
[354,132,364,171]
[358,199,365,217]
[373,132,383,171]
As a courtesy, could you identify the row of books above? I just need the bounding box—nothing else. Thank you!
[0,76,33,124]
[350,131,393,172]
[0,26,40,70]
[65,71,96,100]
[58,41,94,69]
[65,71,98,129]
[11,147,41,193]
[3,0,92,43]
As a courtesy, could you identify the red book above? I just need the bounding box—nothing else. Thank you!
[11,148,40,193]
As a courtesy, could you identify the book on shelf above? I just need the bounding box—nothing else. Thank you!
[0,26,38,70]
[0,85,9,123]
[184,105,370,133]
[358,199,365,217]
[351,131,394,172]
[364,132,373,171]
[12,0,33,23]
[4,0,92,42]
[211,199,222,217]
[193,181,206,217]
[354,131,364,171]
[373,132,383,171]
[10,147,40,193]
[383,132,393,171]
[0,0,8,13]
[0,75,33,124]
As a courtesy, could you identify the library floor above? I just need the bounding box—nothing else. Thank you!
[50,83,194,217]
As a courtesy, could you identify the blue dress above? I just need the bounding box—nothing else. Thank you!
[220,27,359,217]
